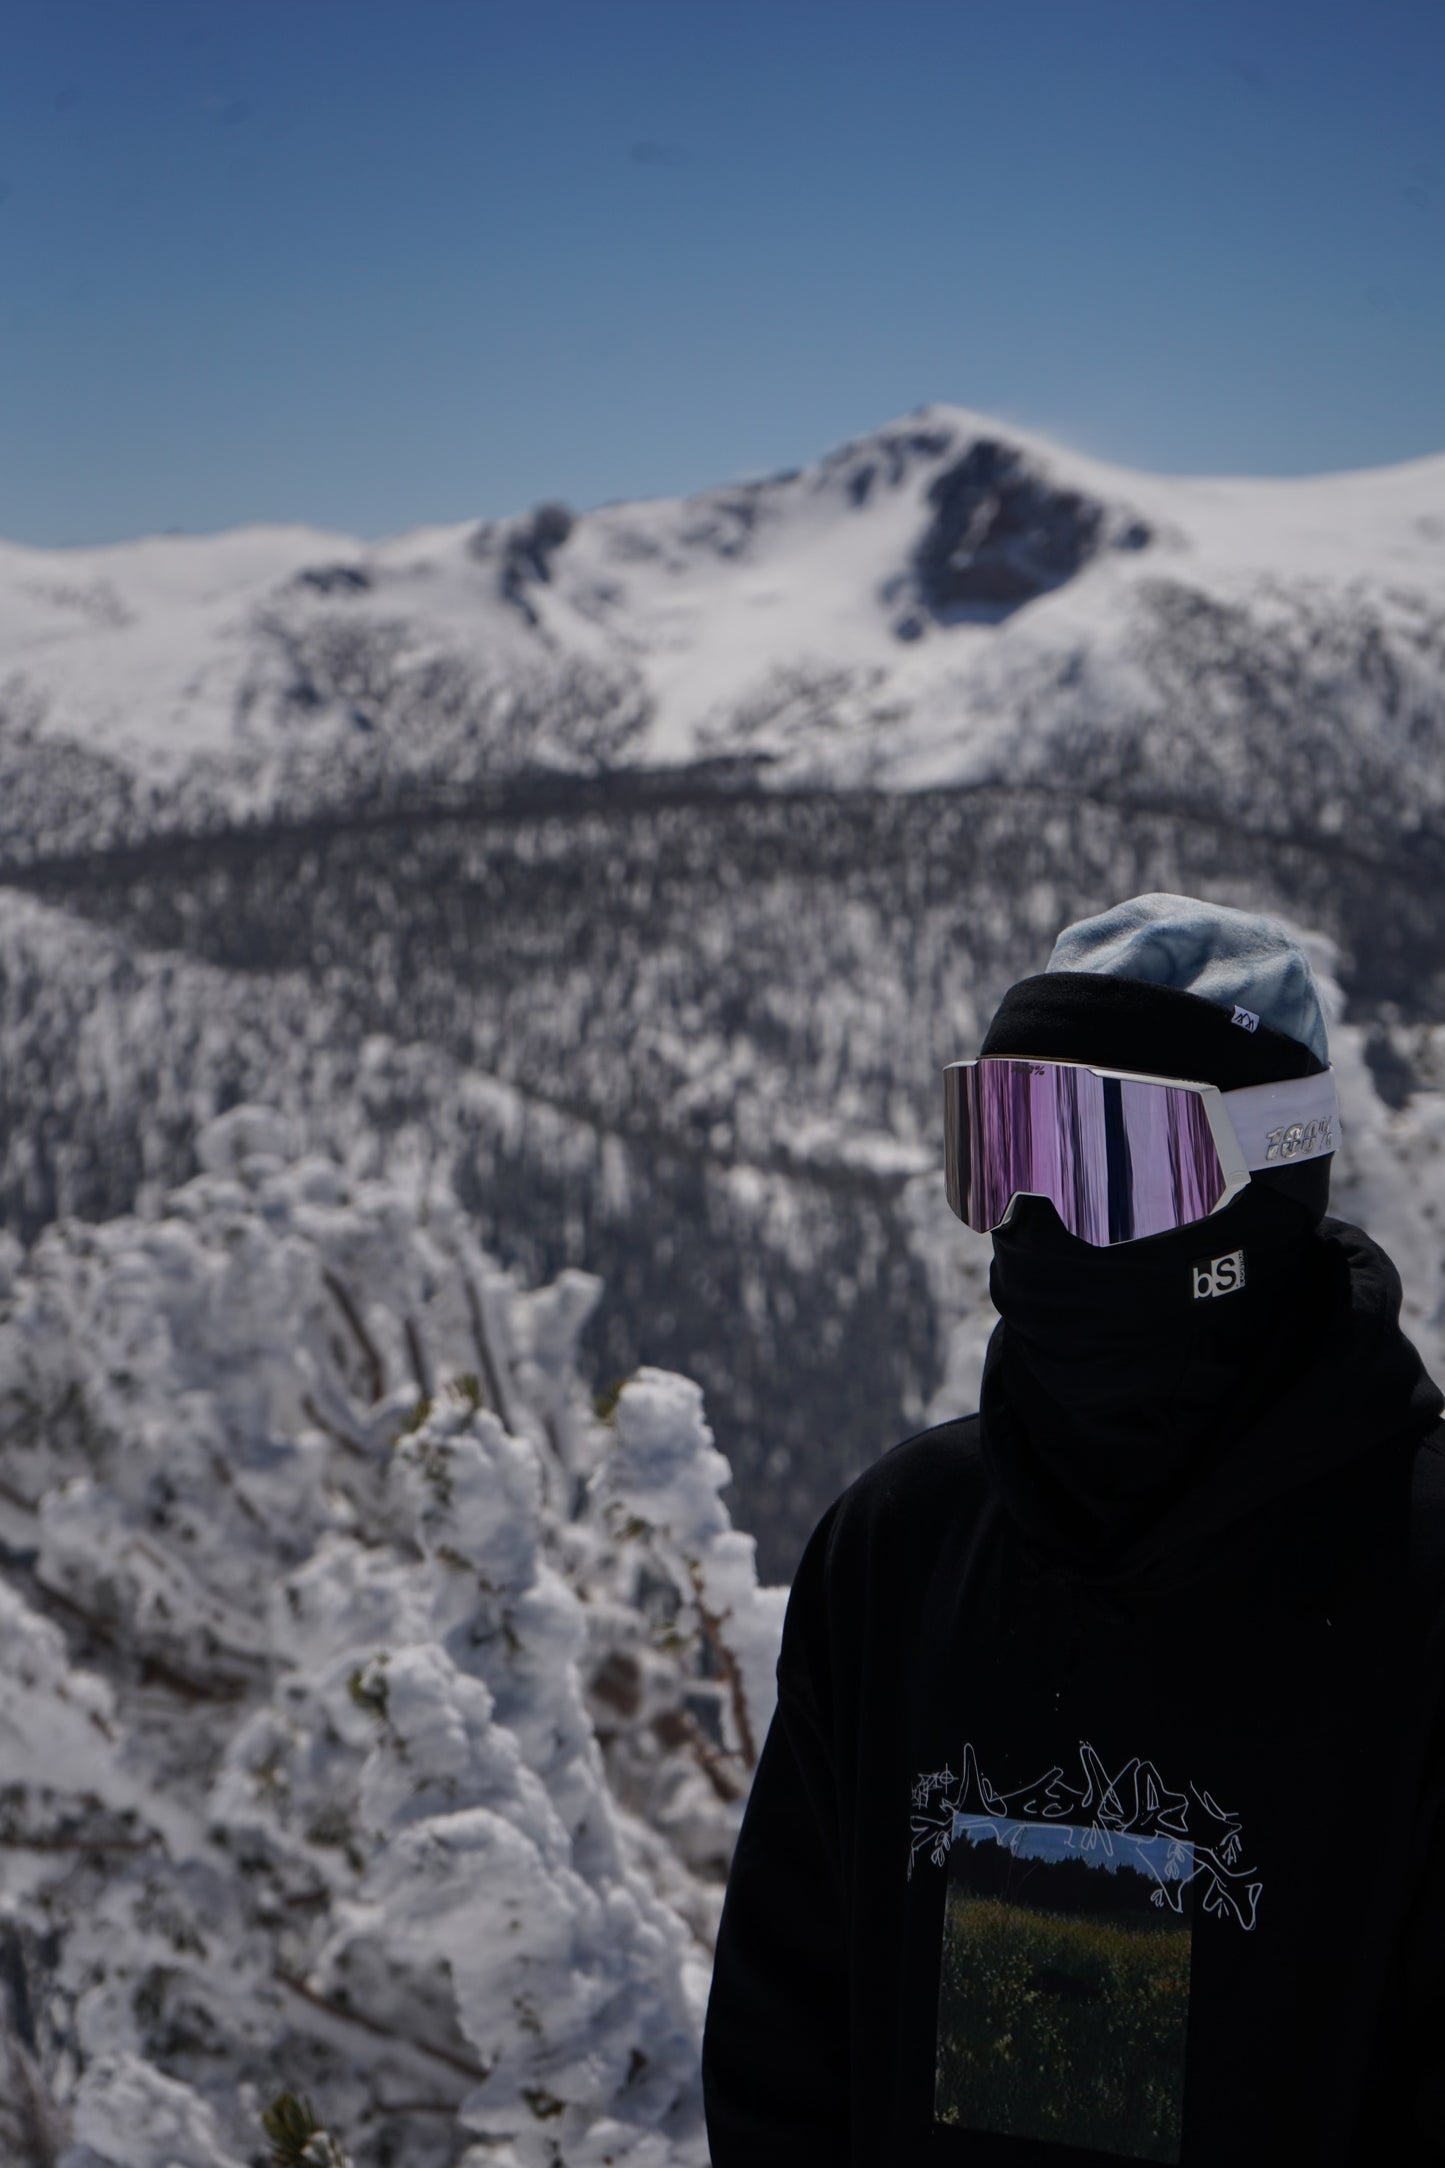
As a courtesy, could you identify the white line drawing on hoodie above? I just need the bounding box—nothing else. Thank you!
[909,1739,1263,1930]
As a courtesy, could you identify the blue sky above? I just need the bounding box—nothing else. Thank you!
[2,0,1442,547]
[954,1816,1191,1880]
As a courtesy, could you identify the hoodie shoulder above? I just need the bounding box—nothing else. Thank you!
[777,1416,987,1687]
[1411,1422,1445,1617]
[821,1413,986,1560]
[883,1410,985,1469]
[1414,1421,1445,1485]
[869,1409,982,1490]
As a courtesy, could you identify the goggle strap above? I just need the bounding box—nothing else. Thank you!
[1219,1066,1339,1171]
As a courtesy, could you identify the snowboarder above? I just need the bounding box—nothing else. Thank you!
[702,892,1445,2166]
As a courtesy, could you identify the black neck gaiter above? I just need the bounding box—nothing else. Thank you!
[984,1178,1336,1553]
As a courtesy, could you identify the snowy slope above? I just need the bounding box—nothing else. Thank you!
[2,403,1444,851]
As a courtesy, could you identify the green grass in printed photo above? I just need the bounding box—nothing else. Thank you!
[935,1884,1192,2164]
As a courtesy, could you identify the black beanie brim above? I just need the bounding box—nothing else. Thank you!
[979,972,1327,1092]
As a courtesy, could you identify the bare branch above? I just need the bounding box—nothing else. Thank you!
[687,1560,758,1770]
[321,1272,385,1404]
[21,1568,252,1706]
[272,1965,493,2085]
[462,1274,513,1432]
[362,2096,463,2118]
[299,1392,371,1462]
[0,1832,162,1854]
[0,2033,69,2167]
[652,1706,744,1805]
[402,1315,431,1398]
[0,1471,40,1516]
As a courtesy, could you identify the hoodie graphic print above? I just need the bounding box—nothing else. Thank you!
[909,1738,1262,2162]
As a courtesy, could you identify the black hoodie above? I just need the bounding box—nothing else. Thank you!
[703,1002,1445,2166]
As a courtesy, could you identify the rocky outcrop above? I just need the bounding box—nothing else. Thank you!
[908,437,1149,620]
[471,501,577,627]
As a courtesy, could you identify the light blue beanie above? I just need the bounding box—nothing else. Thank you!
[1046,892,1330,1065]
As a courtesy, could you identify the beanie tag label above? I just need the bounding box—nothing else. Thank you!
[1192,1249,1246,1299]
[1231,1005,1260,1032]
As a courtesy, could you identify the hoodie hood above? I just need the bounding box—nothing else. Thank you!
[980,1210,1443,1592]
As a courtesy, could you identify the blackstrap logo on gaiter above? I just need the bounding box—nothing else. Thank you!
[909,1741,1263,2164]
[1192,1248,1245,1299]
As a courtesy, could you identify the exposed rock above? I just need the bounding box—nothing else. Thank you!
[826,427,956,506]
[510,500,576,582]
[677,488,768,561]
[291,565,373,597]
[848,463,876,508]
[910,438,1142,617]
[880,427,955,489]
[496,502,577,625]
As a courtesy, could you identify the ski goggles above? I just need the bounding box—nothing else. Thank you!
[944,1056,1339,1246]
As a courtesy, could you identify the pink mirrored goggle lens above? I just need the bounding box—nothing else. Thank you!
[944,1058,1228,1246]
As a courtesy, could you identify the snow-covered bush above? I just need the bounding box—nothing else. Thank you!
[0,1108,785,2167]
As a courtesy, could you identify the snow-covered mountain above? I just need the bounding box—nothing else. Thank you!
[3,401,1444,843]
[1,404,1443,1581]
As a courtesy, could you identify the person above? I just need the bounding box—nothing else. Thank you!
[702,893,1445,2167]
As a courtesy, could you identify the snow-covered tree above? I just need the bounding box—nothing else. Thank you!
[0,1107,783,2167]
